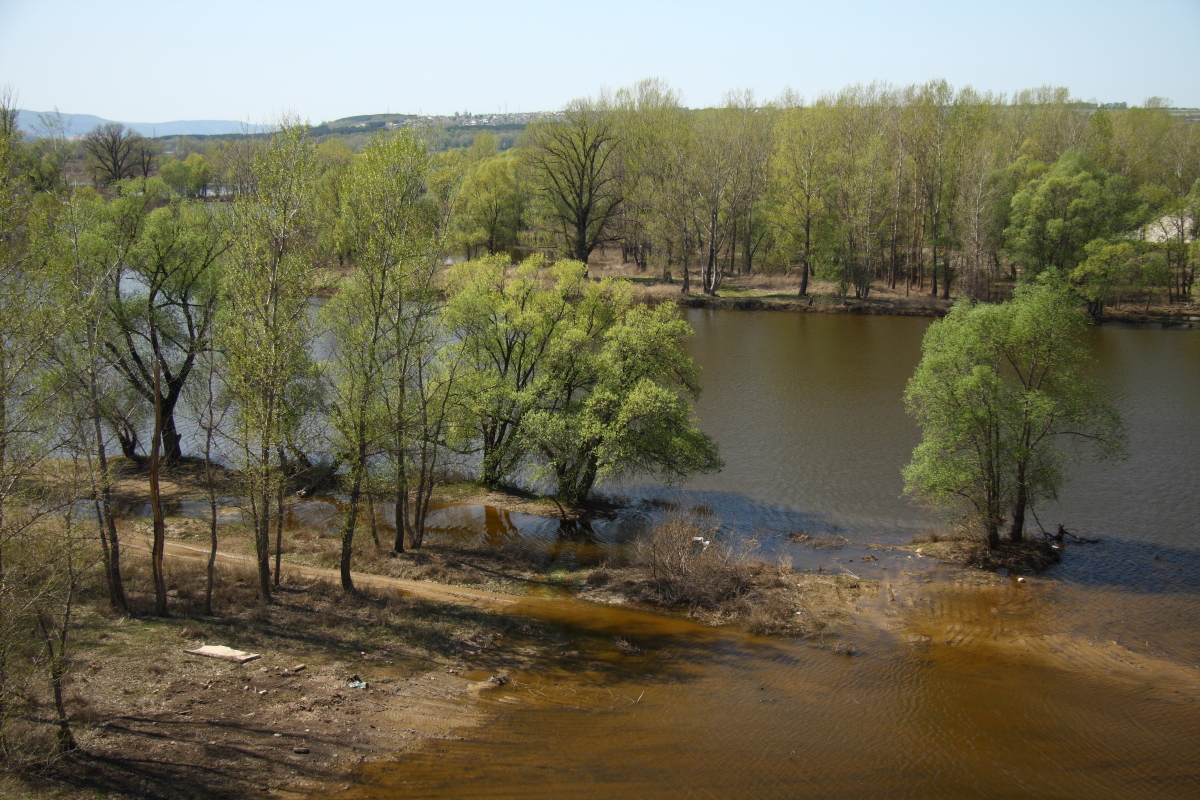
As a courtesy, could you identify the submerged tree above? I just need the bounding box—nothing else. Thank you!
[903,275,1124,547]
[444,255,585,488]
[448,255,720,503]
[523,301,722,505]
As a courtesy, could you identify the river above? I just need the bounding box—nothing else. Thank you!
[309,310,1200,798]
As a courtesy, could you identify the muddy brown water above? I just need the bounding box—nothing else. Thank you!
[159,311,1200,798]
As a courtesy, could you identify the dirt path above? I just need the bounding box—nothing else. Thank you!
[129,536,529,613]
[37,540,575,800]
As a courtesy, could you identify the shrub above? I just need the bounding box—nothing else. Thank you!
[632,514,754,608]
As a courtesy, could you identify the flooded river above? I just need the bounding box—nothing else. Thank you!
[308,311,1200,798]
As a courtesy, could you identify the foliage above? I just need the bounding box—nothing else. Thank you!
[903,274,1124,547]
[158,152,212,198]
[220,120,321,602]
[321,128,445,579]
[1005,151,1139,277]
[522,302,721,504]
[446,254,719,501]
[452,150,523,256]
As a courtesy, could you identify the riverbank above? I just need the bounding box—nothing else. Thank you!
[8,463,881,798]
[12,463,1196,798]
[610,269,1199,326]
[315,255,1199,326]
[4,545,568,800]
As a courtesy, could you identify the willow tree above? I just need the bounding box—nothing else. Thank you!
[220,121,319,603]
[108,190,228,463]
[444,255,584,487]
[903,275,1123,547]
[447,255,720,504]
[1005,151,1137,278]
[523,301,722,505]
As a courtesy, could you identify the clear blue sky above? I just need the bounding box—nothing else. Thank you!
[2,0,1197,123]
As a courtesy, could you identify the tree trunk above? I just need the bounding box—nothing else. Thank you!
[205,468,218,616]
[160,410,184,464]
[149,362,168,616]
[393,480,407,554]
[339,468,363,593]
[273,448,285,587]
[799,219,811,297]
[367,492,380,548]
[255,443,273,603]
[930,236,939,297]
[681,257,690,294]
[43,628,76,753]
[984,517,1000,549]
[91,398,128,613]
[1009,464,1027,543]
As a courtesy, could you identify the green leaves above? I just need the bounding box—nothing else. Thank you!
[446,255,719,502]
[1005,151,1139,277]
[903,276,1123,545]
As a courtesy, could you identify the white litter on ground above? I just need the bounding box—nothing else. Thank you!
[185,645,261,664]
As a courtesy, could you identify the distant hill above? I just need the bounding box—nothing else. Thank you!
[15,110,263,138]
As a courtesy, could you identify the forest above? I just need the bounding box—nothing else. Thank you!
[19,79,1199,313]
[0,77,1197,768]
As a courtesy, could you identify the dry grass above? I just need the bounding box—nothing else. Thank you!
[909,530,1062,573]
[581,514,878,637]
[632,514,756,608]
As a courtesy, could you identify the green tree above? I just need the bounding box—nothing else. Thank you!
[903,276,1123,547]
[0,97,90,758]
[772,98,834,296]
[523,302,722,505]
[41,184,154,613]
[1005,151,1138,278]
[444,255,585,487]
[109,188,228,463]
[321,128,441,584]
[454,151,523,256]
[220,120,320,603]
[1070,239,1142,318]
[159,153,212,198]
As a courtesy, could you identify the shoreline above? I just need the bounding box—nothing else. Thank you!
[315,262,1200,328]
[13,471,1177,799]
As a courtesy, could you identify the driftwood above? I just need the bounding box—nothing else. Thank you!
[1031,506,1100,544]
[1049,524,1100,544]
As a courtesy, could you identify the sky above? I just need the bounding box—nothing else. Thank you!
[1,0,1198,124]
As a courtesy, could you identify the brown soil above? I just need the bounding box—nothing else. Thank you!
[11,494,874,800]
[11,546,567,800]
[586,248,1200,325]
[906,534,1062,573]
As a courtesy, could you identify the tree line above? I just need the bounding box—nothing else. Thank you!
[19,80,1197,314]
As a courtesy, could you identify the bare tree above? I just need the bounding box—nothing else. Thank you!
[83,123,153,185]
[526,99,623,267]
